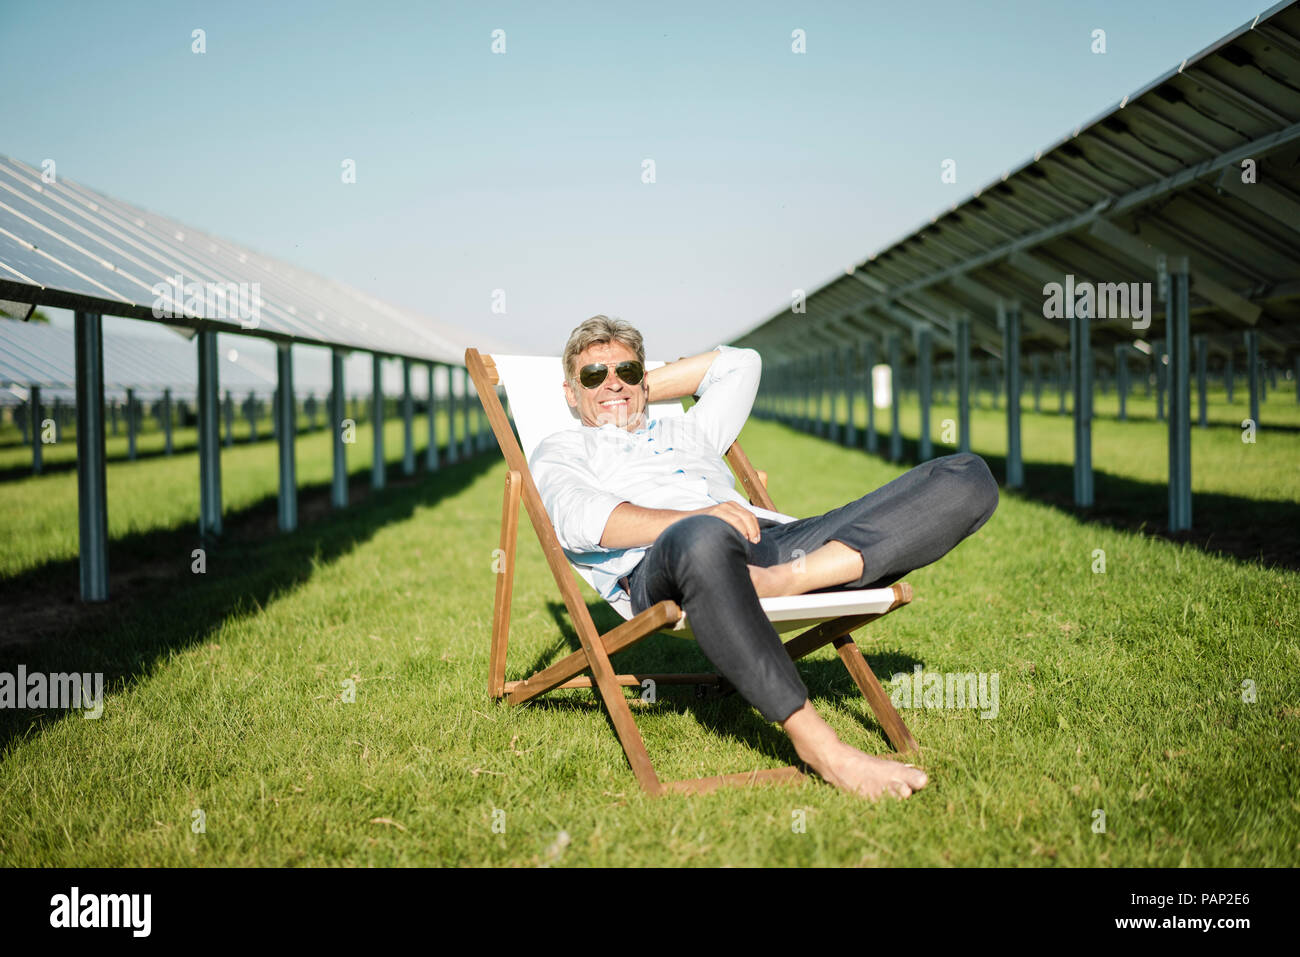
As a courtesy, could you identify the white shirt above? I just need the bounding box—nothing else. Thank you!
[529,344,796,603]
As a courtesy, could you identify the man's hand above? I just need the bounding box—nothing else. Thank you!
[697,501,761,543]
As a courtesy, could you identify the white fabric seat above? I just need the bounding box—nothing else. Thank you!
[492,354,900,637]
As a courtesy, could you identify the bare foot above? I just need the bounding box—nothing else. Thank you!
[809,741,928,801]
[782,698,927,801]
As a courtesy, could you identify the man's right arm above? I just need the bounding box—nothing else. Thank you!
[533,435,763,554]
[599,500,761,549]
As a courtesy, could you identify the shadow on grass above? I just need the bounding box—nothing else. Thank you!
[511,599,922,781]
[0,451,497,754]
[0,427,332,483]
[773,415,1300,573]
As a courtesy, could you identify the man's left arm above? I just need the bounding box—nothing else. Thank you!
[645,350,720,404]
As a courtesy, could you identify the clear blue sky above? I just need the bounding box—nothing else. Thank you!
[1,0,1271,359]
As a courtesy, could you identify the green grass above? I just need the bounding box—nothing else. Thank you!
[0,394,1296,866]
[807,380,1300,498]
[0,408,477,578]
[786,383,1300,569]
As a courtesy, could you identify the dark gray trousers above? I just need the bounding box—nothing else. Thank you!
[626,452,999,723]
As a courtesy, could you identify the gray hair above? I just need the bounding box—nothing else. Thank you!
[561,315,645,389]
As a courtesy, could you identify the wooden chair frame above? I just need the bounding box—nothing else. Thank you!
[466,347,919,796]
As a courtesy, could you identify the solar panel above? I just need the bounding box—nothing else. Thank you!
[0,177,161,304]
[734,1,1300,363]
[0,213,139,305]
[0,321,72,386]
[0,154,508,363]
[0,320,283,397]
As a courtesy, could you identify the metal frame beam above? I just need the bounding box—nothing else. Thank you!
[197,330,223,537]
[1087,219,1262,325]
[402,357,415,476]
[126,387,138,461]
[162,388,173,455]
[75,311,109,601]
[331,349,348,508]
[888,332,903,462]
[29,383,42,474]
[1000,301,1023,488]
[276,343,298,531]
[955,316,972,452]
[1155,339,1167,421]
[1070,305,1093,507]
[1167,259,1192,531]
[948,273,1069,348]
[372,353,386,490]
[916,325,933,461]
[1245,329,1260,427]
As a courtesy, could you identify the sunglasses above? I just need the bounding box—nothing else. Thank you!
[578,360,645,389]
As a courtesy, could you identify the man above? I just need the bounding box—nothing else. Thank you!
[530,316,999,801]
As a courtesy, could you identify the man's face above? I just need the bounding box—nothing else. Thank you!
[563,339,648,432]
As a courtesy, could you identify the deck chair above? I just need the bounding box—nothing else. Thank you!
[465,347,919,796]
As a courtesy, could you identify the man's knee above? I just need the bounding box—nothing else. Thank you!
[941,452,999,526]
[660,515,748,573]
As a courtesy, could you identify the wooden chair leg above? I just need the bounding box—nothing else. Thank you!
[488,470,521,699]
[833,635,919,754]
[572,625,665,795]
[599,684,665,795]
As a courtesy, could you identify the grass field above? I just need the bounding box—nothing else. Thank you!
[0,388,1296,866]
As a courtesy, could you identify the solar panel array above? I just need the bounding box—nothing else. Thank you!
[732,1,1300,368]
[0,320,281,402]
[0,154,507,363]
